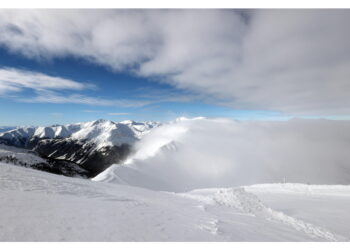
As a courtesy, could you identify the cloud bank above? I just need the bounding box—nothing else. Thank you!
[94,118,350,191]
[0,9,349,115]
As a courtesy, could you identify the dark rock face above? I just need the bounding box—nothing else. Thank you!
[30,138,131,177]
[0,136,28,148]
[30,160,89,178]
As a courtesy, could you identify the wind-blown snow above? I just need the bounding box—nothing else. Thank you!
[95,117,350,192]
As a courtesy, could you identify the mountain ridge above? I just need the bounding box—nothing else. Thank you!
[0,119,161,177]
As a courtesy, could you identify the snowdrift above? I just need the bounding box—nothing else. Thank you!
[94,118,350,192]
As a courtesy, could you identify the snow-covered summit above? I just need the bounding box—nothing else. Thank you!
[0,119,161,148]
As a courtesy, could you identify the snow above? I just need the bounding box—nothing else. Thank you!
[245,184,350,239]
[245,183,350,197]
[0,119,160,148]
[0,127,36,142]
[1,163,350,241]
[180,187,349,241]
[69,120,159,149]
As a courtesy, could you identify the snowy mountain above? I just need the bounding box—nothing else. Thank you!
[0,119,160,177]
[0,119,158,147]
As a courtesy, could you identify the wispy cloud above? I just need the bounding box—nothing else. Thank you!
[107,112,129,116]
[83,110,102,113]
[16,90,152,108]
[0,67,94,95]
[0,68,202,108]
[0,68,171,108]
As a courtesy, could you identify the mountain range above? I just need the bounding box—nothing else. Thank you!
[0,119,160,177]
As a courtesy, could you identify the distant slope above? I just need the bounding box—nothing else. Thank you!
[0,126,18,133]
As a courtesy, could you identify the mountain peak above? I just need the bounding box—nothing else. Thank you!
[120,120,135,125]
[92,119,110,124]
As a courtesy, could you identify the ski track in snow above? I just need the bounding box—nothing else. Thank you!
[197,219,220,235]
[180,187,348,241]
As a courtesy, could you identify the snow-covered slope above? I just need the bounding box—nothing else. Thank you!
[1,163,349,241]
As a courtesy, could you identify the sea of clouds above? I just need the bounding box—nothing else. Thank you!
[94,118,350,191]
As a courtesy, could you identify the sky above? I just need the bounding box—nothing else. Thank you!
[0,9,349,126]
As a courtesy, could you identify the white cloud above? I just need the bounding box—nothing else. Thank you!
[107,112,129,116]
[17,90,152,107]
[0,67,93,94]
[96,118,350,191]
[0,10,349,115]
[83,110,101,113]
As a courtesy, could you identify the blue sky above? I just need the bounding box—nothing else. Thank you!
[0,47,285,126]
[0,10,349,126]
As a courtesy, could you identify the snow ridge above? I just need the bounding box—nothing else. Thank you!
[246,183,350,197]
[213,188,344,241]
[182,188,347,241]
